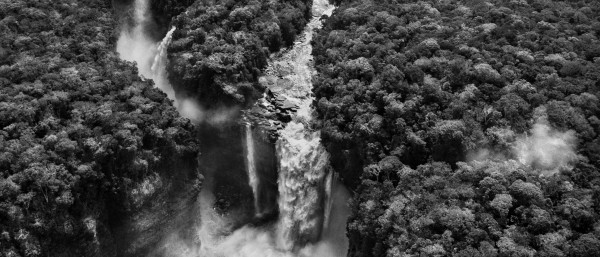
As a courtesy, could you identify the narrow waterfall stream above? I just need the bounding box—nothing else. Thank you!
[244,123,260,215]
[116,0,200,121]
[116,0,349,256]
[150,26,176,99]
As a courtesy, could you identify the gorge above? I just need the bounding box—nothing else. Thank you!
[4,0,600,256]
[115,0,350,256]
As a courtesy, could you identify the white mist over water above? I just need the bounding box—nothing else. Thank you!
[156,183,349,257]
[116,0,154,73]
[153,176,350,257]
[116,0,175,98]
[177,98,239,125]
[116,0,241,125]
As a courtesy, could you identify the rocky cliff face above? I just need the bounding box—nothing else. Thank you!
[114,157,203,257]
[111,0,353,255]
[110,1,204,255]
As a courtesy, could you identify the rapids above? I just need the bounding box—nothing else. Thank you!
[272,1,337,249]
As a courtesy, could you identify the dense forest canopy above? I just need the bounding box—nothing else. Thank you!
[0,0,200,256]
[166,0,313,107]
[0,0,318,255]
[312,0,600,256]
[3,0,600,256]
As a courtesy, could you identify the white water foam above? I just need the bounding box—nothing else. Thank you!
[116,0,175,98]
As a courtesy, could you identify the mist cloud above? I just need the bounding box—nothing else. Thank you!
[468,112,579,175]
[177,99,239,125]
[152,184,350,257]
[514,119,578,175]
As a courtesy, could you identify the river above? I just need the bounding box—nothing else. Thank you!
[115,0,349,256]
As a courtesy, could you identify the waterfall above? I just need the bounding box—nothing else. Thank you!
[116,0,176,101]
[276,122,332,250]
[117,0,351,255]
[323,171,336,231]
[245,122,260,215]
[151,27,175,73]
[150,26,177,100]
[273,0,337,250]
[116,0,153,74]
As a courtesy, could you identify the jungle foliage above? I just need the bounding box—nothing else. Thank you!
[0,0,200,256]
[166,0,314,106]
[312,0,600,256]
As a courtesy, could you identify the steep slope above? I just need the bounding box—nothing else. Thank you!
[145,0,319,227]
[152,1,351,256]
[312,0,600,256]
[0,0,200,256]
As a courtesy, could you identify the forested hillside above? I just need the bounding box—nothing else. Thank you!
[312,0,600,256]
[0,0,200,256]
[4,0,600,256]
[167,0,314,106]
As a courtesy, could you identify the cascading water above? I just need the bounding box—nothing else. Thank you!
[150,26,177,99]
[276,122,332,250]
[117,0,350,255]
[323,171,336,231]
[245,122,260,215]
[272,0,337,250]
[116,0,153,69]
[151,27,175,73]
